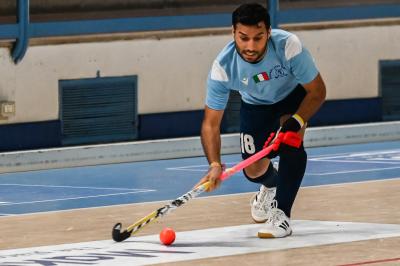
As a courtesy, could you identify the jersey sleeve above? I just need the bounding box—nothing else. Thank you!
[205,60,231,110]
[205,77,230,110]
[285,34,319,84]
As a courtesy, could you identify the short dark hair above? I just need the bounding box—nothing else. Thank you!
[232,3,270,29]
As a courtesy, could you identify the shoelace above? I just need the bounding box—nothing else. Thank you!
[251,187,275,211]
[267,200,288,226]
[250,189,266,211]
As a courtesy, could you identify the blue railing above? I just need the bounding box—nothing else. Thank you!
[11,0,29,64]
[29,14,232,38]
[0,0,399,63]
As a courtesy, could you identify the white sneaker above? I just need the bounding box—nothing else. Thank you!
[250,185,276,223]
[258,200,292,238]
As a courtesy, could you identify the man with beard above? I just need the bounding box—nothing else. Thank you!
[195,3,326,238]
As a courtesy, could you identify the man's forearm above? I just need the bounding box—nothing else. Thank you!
[296,91,325,122]
[297,74,326,122]
[201,123,222,164]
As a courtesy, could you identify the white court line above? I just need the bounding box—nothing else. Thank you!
[166,168,205,172]
[311,150,400,160]
[310,159,400,164]
[167,149,400,172]
[167,162,237,172]
[307,151,373,159]
[168,164,209,169]
[0,183,143,191]
[168,159,400,172]
[298,149,400,159]
[0,190,156,206]
[347,150,400,156]
[367,157,400,161]
[308,166,400,176]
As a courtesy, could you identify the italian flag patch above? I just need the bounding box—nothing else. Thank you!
[253,72,270,83]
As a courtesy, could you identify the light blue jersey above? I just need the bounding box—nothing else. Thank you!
[206,29,319,110]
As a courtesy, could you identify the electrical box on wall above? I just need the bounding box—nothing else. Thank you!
[0,101,16,119]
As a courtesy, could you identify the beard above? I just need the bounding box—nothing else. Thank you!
[234,43,267,64]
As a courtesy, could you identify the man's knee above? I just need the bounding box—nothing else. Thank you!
[243,162,277,188]
[244,159,270,178]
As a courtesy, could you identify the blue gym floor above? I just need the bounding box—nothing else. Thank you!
[1,140,400,216]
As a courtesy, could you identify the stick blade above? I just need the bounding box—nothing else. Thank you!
[112,223,132,242]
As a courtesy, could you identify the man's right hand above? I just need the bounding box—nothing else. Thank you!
[194,163,223,192]
[263,132,281,159]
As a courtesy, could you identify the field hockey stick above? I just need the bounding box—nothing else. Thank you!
[112,131,302,242]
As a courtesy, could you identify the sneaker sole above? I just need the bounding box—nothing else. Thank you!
[257,231,292,239]
[252,218,267,223]
[257,232,275,238]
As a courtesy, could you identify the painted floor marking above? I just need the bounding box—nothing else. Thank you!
[166,161,261,172]
[0,183,146,191]
[0,190,155,206]
[167,150,400,173]
[338,257,400,266]
[311,150,400,162]
[166,163,233,172]
[1,220,400,265]
[168,163,400,176]
[306,166,400,176]
[310,159,400,164]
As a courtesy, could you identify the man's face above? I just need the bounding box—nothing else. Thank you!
[233,22,270,63]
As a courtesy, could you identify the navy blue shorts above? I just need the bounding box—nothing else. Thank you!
[240,84,306,159]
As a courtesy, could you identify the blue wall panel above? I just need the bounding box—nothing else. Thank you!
[0,121,61,152]
[139,110,204,140]
[309,97,382,127]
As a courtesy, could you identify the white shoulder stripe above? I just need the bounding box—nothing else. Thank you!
[285,34,302,60]
[210,60,229,82]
